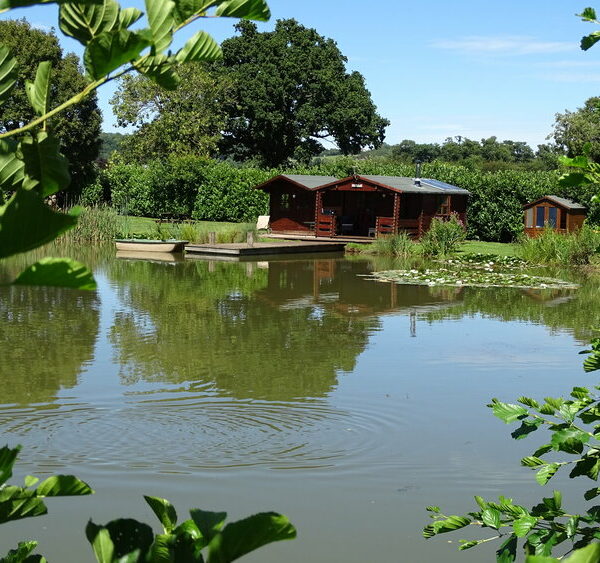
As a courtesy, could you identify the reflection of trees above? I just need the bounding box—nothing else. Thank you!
[109,259,385,400]
[420,269,600,342]
[0,285,100,404]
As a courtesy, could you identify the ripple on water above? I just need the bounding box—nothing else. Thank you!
[0,391,406,474]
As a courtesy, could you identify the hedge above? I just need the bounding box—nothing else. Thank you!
[86,156,599,242]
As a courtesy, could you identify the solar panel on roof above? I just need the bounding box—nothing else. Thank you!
[422,178,460,191]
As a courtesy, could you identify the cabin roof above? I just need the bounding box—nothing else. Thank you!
[524,195,586,211]
[316,175,470,195]
[255,174,338,191]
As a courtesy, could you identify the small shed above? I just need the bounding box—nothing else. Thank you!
[255,174,470,239]
[523,196,587,237]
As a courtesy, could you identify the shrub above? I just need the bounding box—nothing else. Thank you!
[518,224,600,265]
[59,206,120,243]
[420,214,466,257]
[366,232,418,258]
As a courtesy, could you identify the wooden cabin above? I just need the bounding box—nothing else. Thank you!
[255,174,470,239]
[523,196,586,237]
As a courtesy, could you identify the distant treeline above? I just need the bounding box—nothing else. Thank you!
[84,155,599,242]
[319,136,561,172]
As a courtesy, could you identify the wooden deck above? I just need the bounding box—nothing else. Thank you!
[265,233,374,244]
[185,240,346,256]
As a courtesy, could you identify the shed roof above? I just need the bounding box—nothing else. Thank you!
[524,195,586,211]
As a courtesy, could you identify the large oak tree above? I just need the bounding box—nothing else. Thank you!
[0,19,102,200]
[217,19,389,167]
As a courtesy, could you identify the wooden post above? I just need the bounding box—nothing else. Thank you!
[208,231,216,244]
[247,230,254,246]
[393,192,400,234]
[315,191,322,237]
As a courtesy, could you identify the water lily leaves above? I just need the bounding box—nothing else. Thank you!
[145,0,175,54]
[176,30,221,62]
[25,61,51,117]
[0,46,18,106]
[84,29,150,79]
[59,0,120,45]
[0,189,78,258]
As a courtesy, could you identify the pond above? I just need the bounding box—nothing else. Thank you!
[1,246,599,562]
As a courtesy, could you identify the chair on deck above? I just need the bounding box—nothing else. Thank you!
[256,215,270,233]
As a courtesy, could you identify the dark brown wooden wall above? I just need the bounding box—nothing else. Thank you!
[267,182,315,232]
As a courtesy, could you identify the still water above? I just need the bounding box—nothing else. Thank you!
[1,247,599,562]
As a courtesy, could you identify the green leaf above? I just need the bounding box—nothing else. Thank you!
[536,463,559,485]
[474,496,487,509]
[1,540,39,563]
[0,488,47,524]
[86,522,115,563]
[482,507,501,529]
[59,0,120,45]
[145,0,175,53]
[88,519,154,561]
[36,474,93,496]
[25,61,51,117]
[585,487,600,501]
[190,509,227,543]
[582,31,600,51]
[566,515,579,538]
[512,419,542,440]
[560,155,589,168]
[0,138,24,190]
[20,131,70,196]
[550,428,589,454]
[0,46,18,106]
[0,445,20,487]
[175,30,222,62]
[490,399,528,424]
[570,455,600,481]
[559,172,591,187]
[119,7,143,28]
[423,515,471,539]
[539,403,556,415]
[425,506,440,513]
[552,490,562,510]
[544,397,564,410]
[24,475,39,488]
[513,516,537,537]
[564,543,600,562]
[133,54,180,90]
[584,352,600,373]
[496,534,517,563]
[519,397,540,409]
[522,456,546,467]
[14,258,96,290]
[207,512,296,562]
[144,496,177,533]
[84,29,150,79]
[214,0,270,21]
[578,7,597,21]
[459,540,480,551]
[0,189,78,259]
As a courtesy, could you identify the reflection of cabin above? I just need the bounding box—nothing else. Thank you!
[255,174,470,239]
[523,196,586,237]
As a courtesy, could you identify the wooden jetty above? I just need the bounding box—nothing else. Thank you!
[185,240,346,257]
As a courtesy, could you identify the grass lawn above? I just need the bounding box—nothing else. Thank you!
[458,240,518,257]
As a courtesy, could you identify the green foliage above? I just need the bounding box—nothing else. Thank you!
[217,19,389,167]
[13,257,96,290]
[85,496,296,563]
[111,63,232,163]
[518,225,600,265]
[0,19,102,199]
[365,232,419,258]
[423,330,600,559]
[421,214,466,257]
[59,205,120,243]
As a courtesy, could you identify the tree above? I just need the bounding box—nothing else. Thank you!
[551,96,600,162]
[111,63,232,163]
[217,19,389,167]
[0,19,102,200]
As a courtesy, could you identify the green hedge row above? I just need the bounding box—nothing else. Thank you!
[83,156,599,242]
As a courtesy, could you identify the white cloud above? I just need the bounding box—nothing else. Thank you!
[431,35,573,55]
[31,23,53,32]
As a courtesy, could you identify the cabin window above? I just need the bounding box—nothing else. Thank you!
[535,206,545,228]
[437,195,451,215]
[525,208,534,228]
[548,206,558,228]
[280,193,290,210]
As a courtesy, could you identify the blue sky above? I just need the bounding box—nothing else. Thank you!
[4,0,600,149]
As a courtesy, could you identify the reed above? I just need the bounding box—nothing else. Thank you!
[59,205,120,243]
[518,225,600,265]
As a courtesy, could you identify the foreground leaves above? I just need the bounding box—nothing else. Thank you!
[13,258,97,290]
